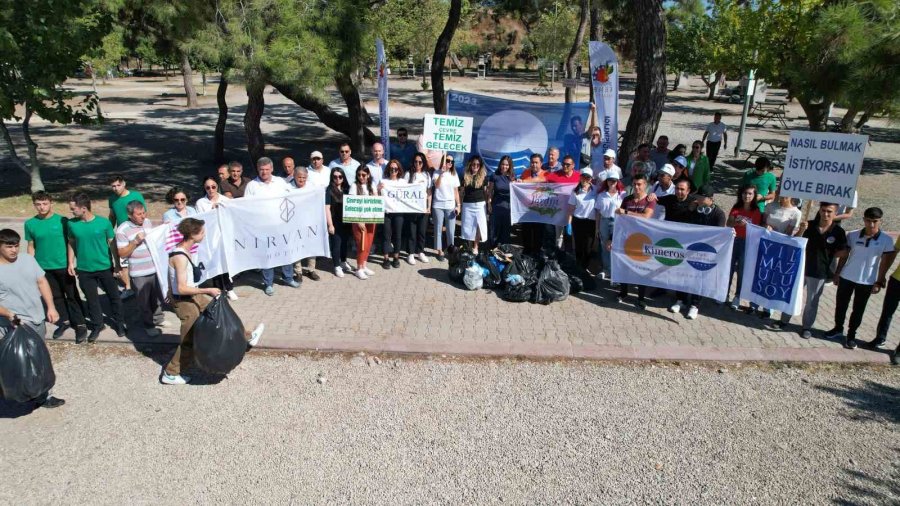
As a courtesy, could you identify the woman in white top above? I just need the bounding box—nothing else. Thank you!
[595,166,626,279]
[162,187,198,224]
[348,166,377,279]
[761,193,803,326]
[378,160,406,269]
[566,168,598,269]
[162,218,263,385]
[431,154,461,262]
[405,153,433,264]
[195,176,231,213]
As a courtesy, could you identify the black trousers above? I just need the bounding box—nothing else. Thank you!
[834,278,873,335]
[490,205,512,247]
[572,217,595,269]
[383,213,405,256]
[875,277,899,340]
[706,140,722,168]
[620,284,647,301]
[44,268,86,327]
[675,291,702,308]
[406,212,427,254]
[330,223,351,267]
[521,223,543,255]
[77,269,123,329]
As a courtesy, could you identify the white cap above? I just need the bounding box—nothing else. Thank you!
[603,149,617,160]
[580,168,593,177]
[310,151,323,159]
[605,167,622,180]
[659,164,676,177]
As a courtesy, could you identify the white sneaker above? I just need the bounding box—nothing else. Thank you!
[356,269,369,280]
[686,306,699,320]
[418,253,429,263]
[334,266,344,278]
[668,301,683,313]
[407,255,417,265]
[341,261,353,272]
[227,290,239,301]
[160,370,191,385]
[248,323,265,347]
[363,267,375,276]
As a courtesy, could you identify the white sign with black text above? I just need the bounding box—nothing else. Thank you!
[780,130,867,207]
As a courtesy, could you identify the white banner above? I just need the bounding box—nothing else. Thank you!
[740,224,807,315]
[589,41,619,153]
[145,210,228,297]
[611,215,734,301]
[381,181,427,213]
[218,188,330,275]
[780,130,867,207]
[422,114,474,153]
[510,182,577,226]
[376,38,390,161]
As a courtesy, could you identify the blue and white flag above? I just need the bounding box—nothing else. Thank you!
[445,91,592,176]
[376,38,390,161]
[740,224,807,315]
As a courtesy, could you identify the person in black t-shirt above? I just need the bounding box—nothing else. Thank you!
[656,179,696,224]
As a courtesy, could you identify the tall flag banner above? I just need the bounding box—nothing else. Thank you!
[611,215,734,301]
[510,182,577,226]
[145,210,228,297]
[376,38,390,161]
[740,224,808,315]
[445,91,592,176]
[588,41,619,153]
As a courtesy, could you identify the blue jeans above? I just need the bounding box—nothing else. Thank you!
[598,217,615,275]
[262,265,294,287]
[432,207,457,252]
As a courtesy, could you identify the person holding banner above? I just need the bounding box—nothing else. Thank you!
[349,167,378,279]
[379,160,406,269]
[518,154,548,254]
[487,155,512,248]
[115,201,164,337]
[432,155,461,262]
[825,208,896,350]
[583,126,604,170]
[405,153,433,264]
[759,194,803,327]
[326,168,353,278]
[289,168,322,281]
[194,177,237,300]
[595,166,625,282]
[727,185,763,311]
[162,218,264,385]
[567,168,598,270]
[614,174,656,308]
[460,156,489,255]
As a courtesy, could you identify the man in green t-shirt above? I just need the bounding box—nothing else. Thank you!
[24,191,88,342]
[741,156,778,212]
[107,175,146,299]
[67,192,126,342]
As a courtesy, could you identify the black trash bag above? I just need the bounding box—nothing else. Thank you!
[533,260,570,305]
[192,296,247,375]
[0,324,56,403]
[447,244,476,268]
[568,274,585,294]
[506,253,541,283]
[555,249,596,292]
[478,251,503,289]
[449,263,466,284]
[500,282,534,303]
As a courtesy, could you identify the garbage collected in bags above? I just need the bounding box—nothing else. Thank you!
[0,324,56,403]
[192,296,247,375]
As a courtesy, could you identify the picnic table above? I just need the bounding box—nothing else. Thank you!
[532,82,553,95]
[741,138,788,166]
[753,100,789,128]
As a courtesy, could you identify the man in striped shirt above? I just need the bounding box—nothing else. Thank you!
[116,200,164,337]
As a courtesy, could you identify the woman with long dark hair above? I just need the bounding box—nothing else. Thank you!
[566,168,598,269]
[460,155,489,255]
[348,166,377,279]
[595,167,625,281]
[431,154,461,262]
[488,155,514,247]
[378,159,406,269]
[195,176,237,299]
[727,184,762,311]
[326,167,352,278]
[405,152,432,264]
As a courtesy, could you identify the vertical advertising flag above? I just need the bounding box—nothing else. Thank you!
[588,42,619,153]
[376,38,391,161]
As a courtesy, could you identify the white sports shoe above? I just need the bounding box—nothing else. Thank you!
[407,255,416,265]
[363,267,375,276]
[418,253,429,263]
[160,370,191,385]
[686,306,699,320]
[341,261,353,272]
[334,266,344,278]
[248,323,265,347]
[227,290,239,301]
[668,301,683,313]
[356,269,369,280]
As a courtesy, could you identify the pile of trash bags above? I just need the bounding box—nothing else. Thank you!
[447,244,595,305]
[0,324,56,403]
[192,296,247,374]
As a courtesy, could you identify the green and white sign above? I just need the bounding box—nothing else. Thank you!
[343,195,385,223]
[422,114,474,153]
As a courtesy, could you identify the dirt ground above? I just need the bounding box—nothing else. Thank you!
[1,73,898,231]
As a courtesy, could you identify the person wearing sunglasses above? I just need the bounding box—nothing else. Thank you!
[566,168,598,270]
[328,142,361,183]
[460,156,489,255]
[405,152,433,264]
[390,127,416,169]
[348,166,378,279]
[487,155,512,248]
[196,176,231,212]
[726,184,762,312]
[686,140,711,190]
[595,166,625,282]
[378,159,406,269]
[162,186,198,224]
[306,150,329,188]
[325,168,353,278]
[433,155,461,261]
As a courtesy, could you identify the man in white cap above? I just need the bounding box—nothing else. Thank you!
[649,163,677,219]
[594,148,621,185]
[306,151,329,188]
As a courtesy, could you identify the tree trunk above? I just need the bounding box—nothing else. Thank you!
[431,0,462,115]
[272,82,378,148]
[620,0,667,162]
[839,106,859,133]
[565,0,590,104]
[21,106,45,192]
[0,117,32,179]
[707,70,723,100]
[334,72,369,154]
[672,71,682,91]
[214,74,228,164]
[798,99,831,132]
[590,0,602,41]
[855,111,871,130]
[181,52,199,108]
[244,81,266,164]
